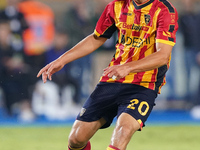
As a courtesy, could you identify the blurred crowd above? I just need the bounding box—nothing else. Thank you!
[0,0,200,122]
[0,0,115,122]
[179,0,200,105]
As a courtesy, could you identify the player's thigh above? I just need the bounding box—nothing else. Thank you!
[117,84,157,129]
[68,117,106,144]
[77,82,121,129]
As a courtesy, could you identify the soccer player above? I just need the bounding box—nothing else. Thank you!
[37,0,178,150]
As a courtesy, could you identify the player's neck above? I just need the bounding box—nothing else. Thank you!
[134,0,149,4]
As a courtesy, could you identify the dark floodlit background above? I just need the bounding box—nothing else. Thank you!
[0,0,200,127]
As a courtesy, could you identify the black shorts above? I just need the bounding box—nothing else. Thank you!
[76,82,157,129]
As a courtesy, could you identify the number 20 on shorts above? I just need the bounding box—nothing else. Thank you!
[127,99,149,116]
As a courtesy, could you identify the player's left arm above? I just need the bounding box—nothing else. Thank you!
[103,43,173,79]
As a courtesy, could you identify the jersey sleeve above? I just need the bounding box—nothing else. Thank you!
[94,2,117,39]
[156,8,178,46]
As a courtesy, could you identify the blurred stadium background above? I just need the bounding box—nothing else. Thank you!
[0,0,200,149]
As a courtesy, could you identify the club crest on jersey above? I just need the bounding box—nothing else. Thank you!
[144,14,151,25]
[79,108,86,116]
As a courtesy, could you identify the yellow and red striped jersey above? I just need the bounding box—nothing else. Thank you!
[94,0,178,93]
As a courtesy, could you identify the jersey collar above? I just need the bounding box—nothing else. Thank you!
[132,0,155,9]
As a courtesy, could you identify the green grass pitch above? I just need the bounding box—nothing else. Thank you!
[0,125,200,150]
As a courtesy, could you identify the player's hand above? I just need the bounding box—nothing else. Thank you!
[37,59,64,83]
[102,64,131,80]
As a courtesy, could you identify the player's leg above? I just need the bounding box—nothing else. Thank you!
[107,113,140,150]
[106,84,157,150]
[68,82,120,150]
[68,117,106,150]
[68,82,122,150]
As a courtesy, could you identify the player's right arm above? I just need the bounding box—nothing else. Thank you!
[37,33,107,83]
[38,1,116,83]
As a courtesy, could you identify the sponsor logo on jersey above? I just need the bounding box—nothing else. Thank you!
[121,33,151,48]
[122,23,142,31]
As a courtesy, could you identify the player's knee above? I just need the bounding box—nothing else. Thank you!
[115,122,139,137]
[115,125,131,138]
[68,134,87,147]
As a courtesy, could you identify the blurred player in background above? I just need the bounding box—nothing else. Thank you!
[0,0,34,120]
[18,0,55,86]
[32,30,81,120]
[179,0,200,106]
[0,0,28,52]
[37,0,178,150]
